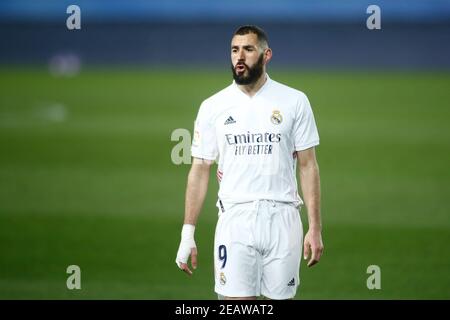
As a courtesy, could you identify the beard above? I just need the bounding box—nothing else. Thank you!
[231,54,264,85]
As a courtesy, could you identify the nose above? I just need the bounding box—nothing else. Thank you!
[237,48,245,61]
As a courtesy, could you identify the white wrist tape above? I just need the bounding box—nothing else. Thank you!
[175,224,196,268]
[181,224,195,242]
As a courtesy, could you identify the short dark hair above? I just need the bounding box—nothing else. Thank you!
[233,25,269,49]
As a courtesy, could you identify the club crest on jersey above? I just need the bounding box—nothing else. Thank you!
[270,110,283,125]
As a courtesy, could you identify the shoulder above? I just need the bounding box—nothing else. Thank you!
[200,83,235,111]
[267,78,312,115]
[268,78,309,103]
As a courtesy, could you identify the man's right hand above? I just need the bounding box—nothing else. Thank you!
[175,224,198,275]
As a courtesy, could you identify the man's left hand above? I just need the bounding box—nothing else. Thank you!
[303,229,324,267]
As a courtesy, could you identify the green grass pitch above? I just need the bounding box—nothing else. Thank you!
[0,68,449,299]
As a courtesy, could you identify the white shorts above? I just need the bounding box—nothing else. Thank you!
[213,199,303,300]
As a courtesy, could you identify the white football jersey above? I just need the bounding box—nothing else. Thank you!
[191,74,319,206]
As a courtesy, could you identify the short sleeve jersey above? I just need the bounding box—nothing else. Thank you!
[191,74,319,205]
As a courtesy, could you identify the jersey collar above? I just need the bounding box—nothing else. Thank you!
[232,73,271,99]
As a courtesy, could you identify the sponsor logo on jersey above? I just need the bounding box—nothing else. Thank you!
[225,132,281,145]
[225,131,281,156]
[224,116,236,125]
[270,110,283,125]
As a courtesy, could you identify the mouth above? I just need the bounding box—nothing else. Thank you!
[235,63,246,74]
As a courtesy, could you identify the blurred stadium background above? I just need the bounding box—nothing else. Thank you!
[0,0,449,299]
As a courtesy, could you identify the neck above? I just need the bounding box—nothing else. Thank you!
[237,73,267,97]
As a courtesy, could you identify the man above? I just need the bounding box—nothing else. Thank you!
[175,25,323,300]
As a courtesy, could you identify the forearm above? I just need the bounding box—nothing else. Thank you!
[184,159,211,225]
[300,162,322,231]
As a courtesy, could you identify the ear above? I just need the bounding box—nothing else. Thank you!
[264,48,273,64]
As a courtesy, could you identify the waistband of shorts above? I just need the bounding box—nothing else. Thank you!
[216,198,300,214]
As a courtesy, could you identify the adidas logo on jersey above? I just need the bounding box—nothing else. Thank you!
[224,116,236,125]
[287,278,295,286]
